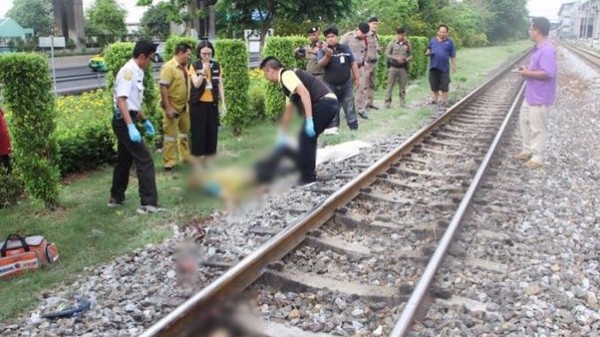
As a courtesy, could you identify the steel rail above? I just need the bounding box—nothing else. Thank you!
[561,42,600,67]
[139,51,530,337]
[390,81,526,336]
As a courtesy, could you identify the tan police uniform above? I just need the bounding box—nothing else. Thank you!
[341,30,368,113]
[159,57,191,169]
[365,31,379,107]
[385,38,412,107]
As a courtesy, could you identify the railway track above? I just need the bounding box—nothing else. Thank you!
[560,42,600,67]
[139,51,529,337]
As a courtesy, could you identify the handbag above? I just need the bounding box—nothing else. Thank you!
[0,234,59,280]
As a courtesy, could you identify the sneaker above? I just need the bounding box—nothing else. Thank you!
[107,197,125,208]
[323,127,339,135]
[514,151,532,161]
[295,179,317,189]
[136,205,168,214]
[164,166,174,172]
[358,111,369,120]
[525,159,543,169]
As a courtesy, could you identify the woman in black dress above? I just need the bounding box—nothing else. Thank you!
[189,40,226,168]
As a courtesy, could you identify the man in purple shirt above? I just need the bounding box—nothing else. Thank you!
[515,17,557,169]
[426,24,456,106]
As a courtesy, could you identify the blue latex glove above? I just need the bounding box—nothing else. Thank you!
[304,118,315,137]
[127,124,141,143]
[143,120,155,137]
[205,181,221,197]
[275,132,287,148]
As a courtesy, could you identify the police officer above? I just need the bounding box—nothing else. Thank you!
[385,27,412,108]
[365,17,381,110]
[294,26,324,81]
[340,22,370,120]
[109,40,164,214]
[318,26,361,135]
[259,56,339,186]
[159,43,193,171]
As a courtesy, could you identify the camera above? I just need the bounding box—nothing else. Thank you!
[298,47,306,55]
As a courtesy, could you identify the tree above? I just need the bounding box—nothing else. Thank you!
[216,0,354,48]
[86,0,127,44]
[137,0,207,35]
[140,2,171,40]
[6,0,53,36]
[484,0,528,42]
[358,0,419,35]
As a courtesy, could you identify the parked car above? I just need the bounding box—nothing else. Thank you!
[154,42,165,62]
[88,53,106,72]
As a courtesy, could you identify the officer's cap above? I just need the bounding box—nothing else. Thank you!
[358,22,370,34]
[307,26,319,34]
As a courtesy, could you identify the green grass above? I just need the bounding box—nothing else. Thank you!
[0,40,532,323]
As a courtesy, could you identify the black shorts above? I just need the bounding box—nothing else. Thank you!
[429,68,450,92]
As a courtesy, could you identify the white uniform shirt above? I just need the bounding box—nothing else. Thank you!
[113,59,145,111]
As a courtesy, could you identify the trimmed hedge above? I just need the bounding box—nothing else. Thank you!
[261,36,297,121]
[0,171,25,208]
[0,53,60,208]
[215,39,250,136]
[54,90,115,175]
[164,35,198,62]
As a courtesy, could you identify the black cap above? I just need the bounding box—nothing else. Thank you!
[323,26,339,36]
[307,26,319,34]
[368,17,379,23]
[396,27,406,34]
[358,22,370,34]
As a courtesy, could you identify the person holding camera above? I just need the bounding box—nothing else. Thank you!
[318,26,362,134]
[295,26,324,81]
[385,27,412,108]
[159,43,193,171]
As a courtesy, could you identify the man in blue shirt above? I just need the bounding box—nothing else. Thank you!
[426,24,457,106]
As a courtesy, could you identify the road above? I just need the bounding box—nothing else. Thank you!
[52,53,260,95]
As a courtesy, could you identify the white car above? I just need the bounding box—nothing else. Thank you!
[154,42,165,62]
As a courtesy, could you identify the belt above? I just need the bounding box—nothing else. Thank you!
[319,93,337,101]
[311,73,323,76]
[114,109,139,120]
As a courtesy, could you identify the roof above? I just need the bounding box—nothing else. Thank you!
[558,2,577,16]
[0,18,33,38]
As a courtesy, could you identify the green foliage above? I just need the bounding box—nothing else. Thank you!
[247,68,269,121]
[261,36,296,121]
[0,171,25,208]
[289,35,308,69]
[6,0,53,36]
[215,39,251,135]
[0,53,60,209]
[484,0,528,42]
[104,42,160,144]
[359,0,419,36]
[140,3,172,40]
[86,0,127,44]
[54,91,116,175]
[164,35,199,61]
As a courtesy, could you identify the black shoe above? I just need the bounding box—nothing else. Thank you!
[358,111,369,120]
[367,104,379,110]
[107,197,125,208]
[164,166,173,172]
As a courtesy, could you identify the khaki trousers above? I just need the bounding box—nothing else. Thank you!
[519,101,548,162]
[385,67,408,106]
[356,65,367,113]
[162,109,190,168]
[364,62,377,106]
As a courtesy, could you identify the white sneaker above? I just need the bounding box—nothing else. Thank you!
[323,127,339,135]
[136,205,168,214]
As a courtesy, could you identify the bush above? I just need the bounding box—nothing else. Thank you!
[54,91,115,175]
[0,53,60,208]
[164,35,198,61]
[261,36,297,120]
[289,35,308,70]
[0,171,25,208]
[215,39,250,135]
[248,68,268,121]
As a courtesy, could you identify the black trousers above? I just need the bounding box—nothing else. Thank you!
[0,155,11,174]
[110,119,158,206]
[298,98,339,182]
